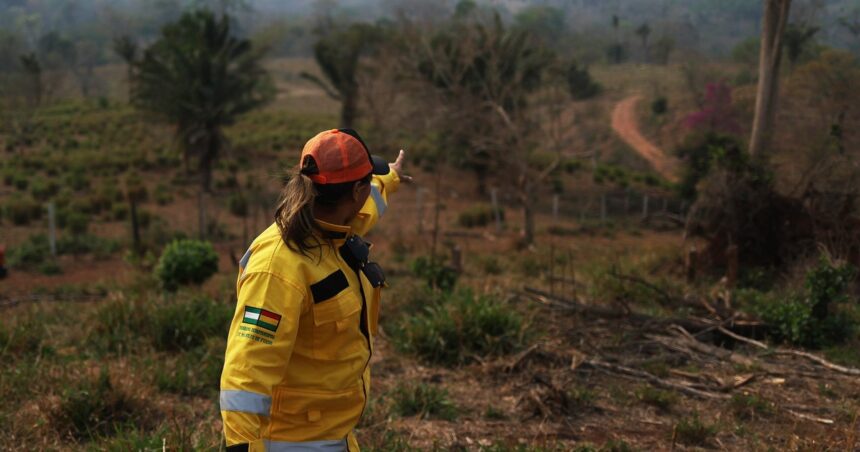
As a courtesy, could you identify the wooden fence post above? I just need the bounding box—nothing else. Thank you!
[490,188,502,232]
[642,194,649,218]
[47,202,57,256]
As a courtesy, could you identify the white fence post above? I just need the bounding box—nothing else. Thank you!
[490,188,502,232]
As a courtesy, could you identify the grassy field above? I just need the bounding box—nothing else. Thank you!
[2,59,859,451]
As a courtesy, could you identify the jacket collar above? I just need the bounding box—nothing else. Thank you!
[315,218,351,240]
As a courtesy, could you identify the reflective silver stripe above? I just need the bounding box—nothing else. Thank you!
[264,439,347,452]
[220,390,271,415]
[239,248,252,268]
[370,185,386,218]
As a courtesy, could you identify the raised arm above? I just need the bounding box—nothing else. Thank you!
[351,150,409,236]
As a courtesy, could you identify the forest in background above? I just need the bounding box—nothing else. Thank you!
[1,0,860,450]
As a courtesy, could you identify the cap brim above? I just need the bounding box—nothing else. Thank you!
[370,155,390,176]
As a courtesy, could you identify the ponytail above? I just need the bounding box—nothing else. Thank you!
[274,164,373,258]
[275,166,321,257]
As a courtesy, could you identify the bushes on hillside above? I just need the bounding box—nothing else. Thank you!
[457,203,504,228]
[7,234,51,269]
[154,337,225,396]
[748,256,858,348]
[390,289,526,366]
[4,195,42,225]
[390,382,458,421]
[154,239,219,291]
[86,295,231,355]
[410,256,458,291]
[51,368,144,440]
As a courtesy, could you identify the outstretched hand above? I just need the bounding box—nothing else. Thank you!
[389,149,413,183]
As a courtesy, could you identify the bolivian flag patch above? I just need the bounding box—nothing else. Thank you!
[242,306,281,332]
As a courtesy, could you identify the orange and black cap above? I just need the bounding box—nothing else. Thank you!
[299,129,389,184]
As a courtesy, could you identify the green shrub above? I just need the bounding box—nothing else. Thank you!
[729,393,773,420]
[153,183,173,206]
[5,195,42,225]
[64,169,90,191]
[0,314,51,359]
[154,239,219,292]
[635,386,677,412]
[753,257,858,347]
[125,172,148,203]
[674,413,717,447]
[391,289,525,366]
[457,203,504,228]
[64,210,89,235]
[38,260,62,275]
[154,337,226,395]
[362,429,417,452]
[57,234,120,258]
[410,256,458,291]
[30,179,59,201]
[651,96,668,115]
[151,296,232,352]
[111,203,129,220]
[98,424,202,451]
[483,405,507,420]
[12,174,29,190]
[390,382,457,421]
[8,234,51,269]
[566,60,601,100]
[85,298,151,355]
[86,295,230,355]
[52,368,141,440]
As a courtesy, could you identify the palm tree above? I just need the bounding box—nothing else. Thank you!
[301,23,379,129]
[131,10,272,192]
[635,22,651,63]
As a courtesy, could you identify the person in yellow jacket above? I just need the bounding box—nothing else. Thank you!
[220,129,408,451]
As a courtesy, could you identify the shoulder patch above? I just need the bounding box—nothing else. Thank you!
[242,306,281,332]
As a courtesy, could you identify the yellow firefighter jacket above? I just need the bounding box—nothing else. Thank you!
[220,170,400,451]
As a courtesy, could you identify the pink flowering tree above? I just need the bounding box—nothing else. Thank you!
[682,82,742,136]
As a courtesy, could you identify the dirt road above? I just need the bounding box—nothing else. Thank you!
[611,95,678,182]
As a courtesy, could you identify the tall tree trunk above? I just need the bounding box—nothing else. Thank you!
[341,90,357,129]
[519,176,536,246]
[130,196,141,254]
[749,0,792,157]
[200,131,218,193]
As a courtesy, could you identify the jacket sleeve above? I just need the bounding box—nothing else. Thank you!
[220,271,305,450]
[351,169,401,236]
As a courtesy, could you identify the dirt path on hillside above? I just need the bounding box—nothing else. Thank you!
[611,95,678,182]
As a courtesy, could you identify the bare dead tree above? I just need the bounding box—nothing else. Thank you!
[411,16,564,245]
[749,0,792,157]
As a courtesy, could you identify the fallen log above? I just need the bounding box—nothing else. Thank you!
[583,358,730,400]
[716,326,860,377]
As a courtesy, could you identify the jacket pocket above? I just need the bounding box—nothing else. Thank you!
[270,386,364,442]
[311,290,364,360]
